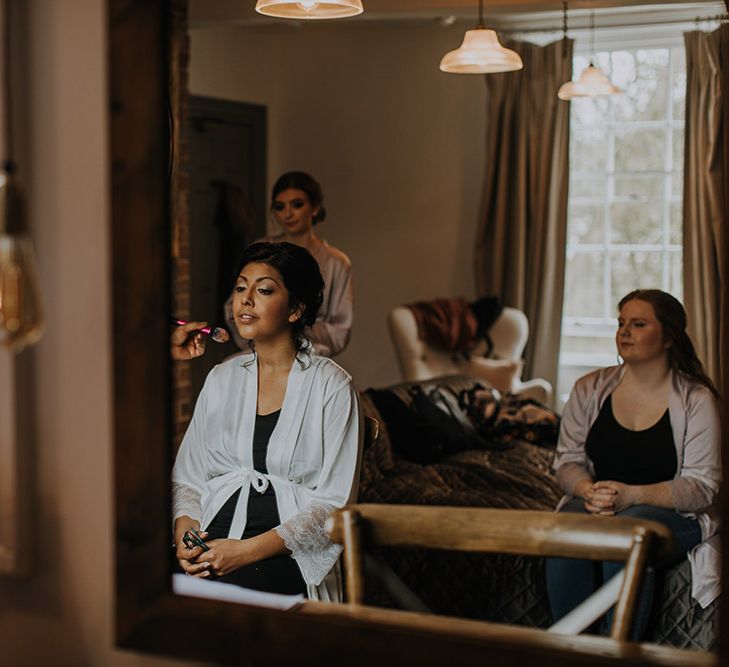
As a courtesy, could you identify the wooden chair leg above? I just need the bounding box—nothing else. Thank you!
[611,528,654,640]
[341,509,365,605]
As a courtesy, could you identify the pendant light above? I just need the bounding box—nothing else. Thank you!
[439,0,522,74]
[558,7,621,100]
[255,0,363,20]
[0,0,44,351]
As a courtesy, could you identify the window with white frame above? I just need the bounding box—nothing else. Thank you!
[557,43,686,405]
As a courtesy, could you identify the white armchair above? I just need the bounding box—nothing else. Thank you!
[387,305,552,405]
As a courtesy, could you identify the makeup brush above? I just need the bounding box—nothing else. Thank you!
[170,317,230,343]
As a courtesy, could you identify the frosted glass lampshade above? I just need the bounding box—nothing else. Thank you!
[558,64,621,100]
[440,28,523,74]
[255,0,363,19]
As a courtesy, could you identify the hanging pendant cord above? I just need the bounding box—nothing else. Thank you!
[478,0,484,28]
[590,8,596,66]
[562,0,568,58]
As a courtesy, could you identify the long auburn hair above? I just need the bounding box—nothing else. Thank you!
[618,289,720,399]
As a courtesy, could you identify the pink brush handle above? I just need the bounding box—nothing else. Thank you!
[173,318,212,335]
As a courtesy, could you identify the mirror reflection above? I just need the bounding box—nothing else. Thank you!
[167,0,726,655]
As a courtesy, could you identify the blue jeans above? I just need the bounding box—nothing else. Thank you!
[545,499,702,641]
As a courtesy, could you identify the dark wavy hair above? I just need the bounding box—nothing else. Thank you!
[618,289,719,399]
[234,242,324,361]
[271,171,326,224]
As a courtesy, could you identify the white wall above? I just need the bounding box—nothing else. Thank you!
[0,1,199,665]
[191,22,488,389]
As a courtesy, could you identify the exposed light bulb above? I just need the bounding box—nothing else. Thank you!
[0,171,44,352]
[297,1,319,10]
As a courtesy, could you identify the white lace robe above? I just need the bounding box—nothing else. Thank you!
[172,352,362,601]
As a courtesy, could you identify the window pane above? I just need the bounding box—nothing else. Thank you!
[614,174,663,199]
[568,203,604,244]
[668,251,683,302]
[571,125,608,173]
[670,45,686,72]
[561,42,684,401]
[671,171,683,197]
[609,50,635,89]
[560,335,616,357]
[614,50,670,123]
[570,175,605,199]
[610,251,663,306]
[672,127,684,169]
[571,96,610,128]
[610,202,662,244]
[671,46,686,121]
[637,48,669,70]
[594,51,613,74]
[669,201,682,244]
[564,251,605,318]
[614,128,666,172]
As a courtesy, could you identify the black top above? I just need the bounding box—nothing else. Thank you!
[585,394,677,485]
[204,409,307,595]
[242,409,280,540]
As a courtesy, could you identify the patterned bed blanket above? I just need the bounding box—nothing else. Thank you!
[357,378,718,651]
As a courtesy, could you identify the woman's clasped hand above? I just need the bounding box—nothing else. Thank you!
[176,530,280,579]
[575,479,647,516]
[175,527,211,577]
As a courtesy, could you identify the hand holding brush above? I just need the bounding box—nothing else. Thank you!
[170,317,230,361]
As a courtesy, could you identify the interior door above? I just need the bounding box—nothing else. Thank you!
[188,95,267,400]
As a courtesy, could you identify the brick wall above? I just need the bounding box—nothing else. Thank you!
[170,0,191,451]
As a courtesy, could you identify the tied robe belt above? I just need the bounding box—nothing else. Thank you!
[204,467,297,539]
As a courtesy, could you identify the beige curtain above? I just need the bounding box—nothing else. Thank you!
[474,38,572,394]
[683,25,728,388]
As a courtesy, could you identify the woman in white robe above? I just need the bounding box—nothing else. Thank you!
[173,241,362,601]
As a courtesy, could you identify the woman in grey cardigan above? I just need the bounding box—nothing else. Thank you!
[547,289,721,640]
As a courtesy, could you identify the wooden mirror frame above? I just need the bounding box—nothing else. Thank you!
[111,1,727,664]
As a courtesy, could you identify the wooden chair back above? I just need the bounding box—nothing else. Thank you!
[326,504,674,641]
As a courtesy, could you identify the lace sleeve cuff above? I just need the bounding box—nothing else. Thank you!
[275,503,342,586]
[172,482,202,524]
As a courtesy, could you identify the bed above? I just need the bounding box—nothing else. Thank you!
[356,375,718,650]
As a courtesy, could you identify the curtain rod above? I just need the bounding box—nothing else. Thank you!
[502,13,727,34]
